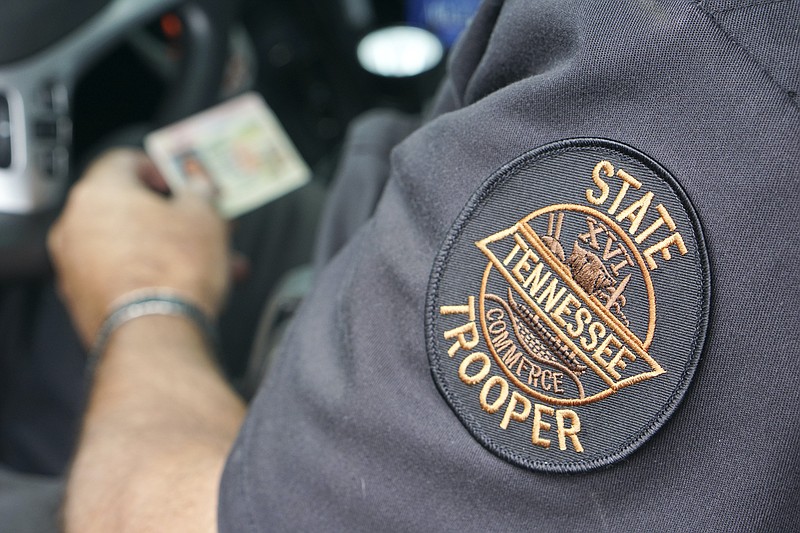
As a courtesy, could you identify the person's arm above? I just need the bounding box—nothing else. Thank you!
[49,149,245,532]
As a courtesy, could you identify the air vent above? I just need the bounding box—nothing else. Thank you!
[0,94,11,168]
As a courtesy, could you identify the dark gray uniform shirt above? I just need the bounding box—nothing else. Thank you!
[220,0,800,530]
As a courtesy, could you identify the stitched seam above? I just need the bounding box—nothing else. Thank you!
[339,223,369,381]
[461,0,511,104]
[694,0,800,110]
[233,268,330,531]
[230,242,366,531]
[707,0,794,14]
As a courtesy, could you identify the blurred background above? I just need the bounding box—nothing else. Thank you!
[60,0,482,179]
[0,0,481,481]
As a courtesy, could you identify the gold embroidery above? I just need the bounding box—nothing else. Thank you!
[643,233,688,270]
[435,157,696,461]
[475,201,670,410]
[586,160,614,205]
[458,352,491,385]
[479,376,509,413]
[555,410,583,452]
[591,334,636,380]
[532,404,555,448]
[607,169,642,215]
[436,327,585,454]
[518,206,658,348]
[584,161,684,261]
[635,204,676,245]
[616,191,654,234]
[511,249,539,284]
[441,296,478,357]
[500,392,532,429]
[550,294,581,330]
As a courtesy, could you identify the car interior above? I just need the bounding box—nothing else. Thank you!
[0,0,481,504]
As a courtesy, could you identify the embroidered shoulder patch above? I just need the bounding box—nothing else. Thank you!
[426,139,710,472]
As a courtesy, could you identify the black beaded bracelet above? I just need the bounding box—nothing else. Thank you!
[87,291,218,376]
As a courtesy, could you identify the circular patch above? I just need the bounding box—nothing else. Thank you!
[426,139,710,473]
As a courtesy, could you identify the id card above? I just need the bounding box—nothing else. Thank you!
[145,92,310,218]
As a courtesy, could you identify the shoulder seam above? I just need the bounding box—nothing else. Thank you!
[693,0,799,111]
[704,0,793,15]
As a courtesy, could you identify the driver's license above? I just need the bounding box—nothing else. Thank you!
[145,92,310,218]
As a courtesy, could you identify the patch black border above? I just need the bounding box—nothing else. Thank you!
[425,138,712,473]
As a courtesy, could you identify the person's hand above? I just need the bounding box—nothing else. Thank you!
[48,148,231,346]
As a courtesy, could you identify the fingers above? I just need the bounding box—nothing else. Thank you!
[49,146,236,341]
[81,148,219,211]
[137,157,171,194]
[181,176,219,203]
[81,148,151,189]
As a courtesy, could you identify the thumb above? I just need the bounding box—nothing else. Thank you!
[172,154,220,202]
[181,173,220,203]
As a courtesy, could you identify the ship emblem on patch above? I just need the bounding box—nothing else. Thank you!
[427,139,710,472]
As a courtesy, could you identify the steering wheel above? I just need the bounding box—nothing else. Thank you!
[0,0,235,277]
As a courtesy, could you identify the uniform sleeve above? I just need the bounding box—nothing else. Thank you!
[219,1,800,531]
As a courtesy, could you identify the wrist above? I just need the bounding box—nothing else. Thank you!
[88,289,219,375]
